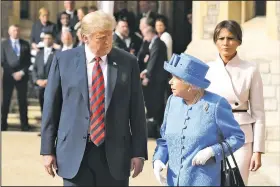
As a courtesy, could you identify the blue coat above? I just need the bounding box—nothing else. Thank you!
[153,91,245,186]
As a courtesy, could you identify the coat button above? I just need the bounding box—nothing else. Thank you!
[85,117,89,120]
[83,136,87,140]
[182,146,185,149]
[235,102,239,106]
[182,136,185,139]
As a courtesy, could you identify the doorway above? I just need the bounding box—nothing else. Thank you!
[255,1,266,16]
[20,1,30,19]
[172,1,192,54]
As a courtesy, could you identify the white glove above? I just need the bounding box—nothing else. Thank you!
[192,147,214,166]
[153,160,168,186]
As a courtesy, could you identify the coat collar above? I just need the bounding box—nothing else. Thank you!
[216,53,241,67]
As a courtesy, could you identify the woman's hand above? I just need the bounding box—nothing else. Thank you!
[192,147,214,166]
[153,160,167,186]
[249,152,262,171]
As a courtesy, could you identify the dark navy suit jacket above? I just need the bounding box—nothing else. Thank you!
[40,46,148,180]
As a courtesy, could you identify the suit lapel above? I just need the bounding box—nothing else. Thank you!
[74,46,90,111]
[106,49,118,113]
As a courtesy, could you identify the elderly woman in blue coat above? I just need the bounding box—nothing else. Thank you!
[153,53,245,186]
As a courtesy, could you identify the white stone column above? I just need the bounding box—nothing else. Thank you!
[98,1,114,15]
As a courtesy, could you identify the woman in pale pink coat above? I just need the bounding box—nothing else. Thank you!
[206,20,265,185]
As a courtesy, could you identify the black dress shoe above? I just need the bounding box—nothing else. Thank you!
[21,125,30,132]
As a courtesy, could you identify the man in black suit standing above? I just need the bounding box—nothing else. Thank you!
[140,26,168,137]
[56,1,78,30]
[1,25,31,131]
[135,1,158,34]
[32,32,56,113]
[113,17,142,56]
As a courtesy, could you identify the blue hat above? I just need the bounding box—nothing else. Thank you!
[164,53,211,89]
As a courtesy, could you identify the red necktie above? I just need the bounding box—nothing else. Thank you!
[89,57,105,146]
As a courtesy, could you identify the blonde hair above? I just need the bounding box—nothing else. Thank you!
[80,10,116,36]
[39,7,49,17]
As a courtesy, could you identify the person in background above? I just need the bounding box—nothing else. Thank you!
[30,7,57,52]
[205,20,265,185]
[155,15,173,101]
[153,53,245,186]
[136,17,154,72]
[75,28,84,47]
[32,32,56,113]
[140,26,168,138]
[88,5,98,13]
[113,17,142,56]
[74,6,88,31]
[1,25,31,131]
[32,32,56,136]
[114,1,136,33]
[135,1,158,34]
[155,15,172,60]
[56,12,75,46]
[60,31,75,51]
[57,1,78,29]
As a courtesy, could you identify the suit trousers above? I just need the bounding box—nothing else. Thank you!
[1,75,28,130]
[63,140,129,186]
[143,80,167,125]
[227,142,253,185]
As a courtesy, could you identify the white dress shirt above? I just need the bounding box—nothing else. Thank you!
[115,31,131,48]
[85,44,108,99]
[61,44,73,51]
[66,10,74,19]
[44,47,52,64]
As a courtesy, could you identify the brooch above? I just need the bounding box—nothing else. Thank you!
[204,103,209,112]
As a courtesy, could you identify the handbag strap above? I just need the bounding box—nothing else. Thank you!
[216,125,241,171]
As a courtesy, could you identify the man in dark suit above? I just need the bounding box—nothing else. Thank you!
[41,11,147,186]
[140,26,168,137]
[1,25,31,131]
[136,17,154,75]
[135,1,158,34]
[56,1,78,29]
[113,17,142,56]
[32,32,56,112]
[114,1,136,33]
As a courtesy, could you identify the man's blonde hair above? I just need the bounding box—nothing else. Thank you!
[81,10,116,36]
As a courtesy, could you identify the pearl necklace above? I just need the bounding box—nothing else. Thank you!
[189,89,204,105]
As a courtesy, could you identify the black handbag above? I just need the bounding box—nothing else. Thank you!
[217,128,245,186]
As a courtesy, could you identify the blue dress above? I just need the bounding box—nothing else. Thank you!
[153,91,245,186]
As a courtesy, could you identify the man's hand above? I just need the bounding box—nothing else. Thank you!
[42,80,48,87]
[43,155,57,177]
[142,78,149,86]
[36,79,45,87]
[144,54,149,63]
[130,157,144,178]
[140,70,147,79]
[249,152,262,171]
[12,72,23,81]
